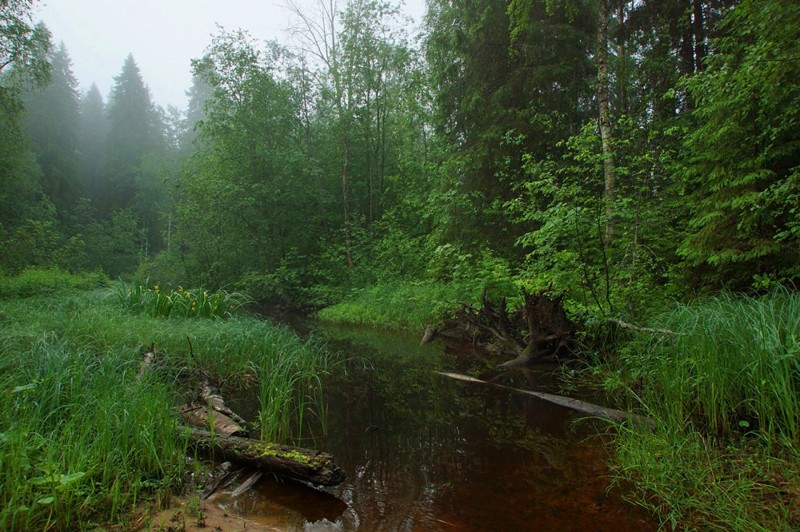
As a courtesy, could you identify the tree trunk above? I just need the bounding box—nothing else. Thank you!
[186,428,346,487]
[342,137,354,269]
[597,0,616,243]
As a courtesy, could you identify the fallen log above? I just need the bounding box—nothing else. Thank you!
[437,371,655,430]
[186,428,346,487]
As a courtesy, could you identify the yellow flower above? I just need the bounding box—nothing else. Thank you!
[154,284,160,292]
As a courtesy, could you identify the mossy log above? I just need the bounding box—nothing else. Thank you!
[186,428,346,487]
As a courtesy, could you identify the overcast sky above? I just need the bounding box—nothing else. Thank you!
[34,0,427,110]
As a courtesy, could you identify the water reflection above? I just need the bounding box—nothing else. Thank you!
[227,322,655,531]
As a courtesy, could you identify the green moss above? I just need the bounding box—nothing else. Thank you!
[257,443,322,468]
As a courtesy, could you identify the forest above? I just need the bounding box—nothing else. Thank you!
[1,0,799,529]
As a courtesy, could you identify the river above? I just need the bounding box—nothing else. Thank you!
[217,320,656,531]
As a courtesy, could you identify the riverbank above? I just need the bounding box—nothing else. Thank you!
[0,270,330,530]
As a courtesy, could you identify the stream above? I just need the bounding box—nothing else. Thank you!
[219,321,656,531]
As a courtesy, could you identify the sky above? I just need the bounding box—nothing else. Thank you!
[34,0,427,110]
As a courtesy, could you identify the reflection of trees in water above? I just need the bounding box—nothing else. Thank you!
[316,323,595,529]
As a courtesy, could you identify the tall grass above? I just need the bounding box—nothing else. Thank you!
[111,281,250,319]
[0,284,331,529]
[0,337,185,529]
[613,290,800,529]
[0,267,106,298]
[632,290,800,440]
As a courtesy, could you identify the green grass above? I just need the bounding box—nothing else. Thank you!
[318,279,517,331]
[612,290,800,530]
[0,282,331,529]
[0,267,106,298]
[629,290,800,440]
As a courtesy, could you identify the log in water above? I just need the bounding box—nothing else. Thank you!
[186,428,346,487]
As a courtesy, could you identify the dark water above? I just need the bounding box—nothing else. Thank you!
[219,322,656,531]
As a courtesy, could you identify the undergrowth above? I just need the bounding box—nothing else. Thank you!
[318,279,517,331]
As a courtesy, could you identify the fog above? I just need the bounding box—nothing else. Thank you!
[35,0,427,109]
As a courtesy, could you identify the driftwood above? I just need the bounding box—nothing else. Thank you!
[438,371,655,430]
[137,344,160,380]
[180,403,249,438]
[186,428,346,486]
[179,379,250,437]
[201,461,239,500]
[229,471,263,497]
[200,382,248,426]
[608,318,675,337]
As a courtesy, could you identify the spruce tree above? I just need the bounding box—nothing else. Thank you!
[78,83,107,204]
[103,54,162,214]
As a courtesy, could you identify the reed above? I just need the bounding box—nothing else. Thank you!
[613,290,800,529]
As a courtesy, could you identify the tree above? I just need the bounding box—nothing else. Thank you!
[22,41,82,215]
[678,0,800,288]
[0,0,53,272]
[78,83,107,203]
[426,0,595,253]
[0,1,51,111]
[103,54,163,214]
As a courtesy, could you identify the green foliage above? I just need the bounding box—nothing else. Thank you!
[0,335,185,529]
[678,0,800,288]
[508,118,683,319]
[111,281,250,319]
[318,277,516,331]
[0,267,105,298]
[613,424,798,531]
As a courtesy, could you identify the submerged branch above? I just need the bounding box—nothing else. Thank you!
[437,371,655,430]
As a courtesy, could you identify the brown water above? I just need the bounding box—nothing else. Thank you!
[219,322,656,531]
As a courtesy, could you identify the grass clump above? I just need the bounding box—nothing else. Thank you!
[613,290,800,530]
[0,283,331,529]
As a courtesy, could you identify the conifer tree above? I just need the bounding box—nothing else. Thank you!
[78,83,107,203]
[22,42,81,215]
[103,54,162,214]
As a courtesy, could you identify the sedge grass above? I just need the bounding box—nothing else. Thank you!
[0,286,331,529]
[632,290,800,440]
[613,290,800,529]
